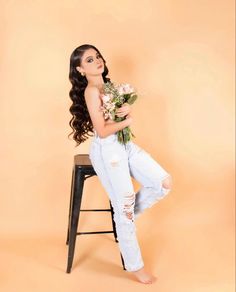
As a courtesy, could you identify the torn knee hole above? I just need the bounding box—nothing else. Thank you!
[125,212,133,220]
[162,184,171,190]
[162,175,172,190]
[124,208,134,220]
[123,192,135,220]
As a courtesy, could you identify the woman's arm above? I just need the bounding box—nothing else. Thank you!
[115,102,132,117]
[84,86,132,138]
[103,117,132,137]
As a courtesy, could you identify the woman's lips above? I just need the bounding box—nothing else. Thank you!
[97,64,103,69]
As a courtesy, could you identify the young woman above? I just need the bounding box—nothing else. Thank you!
[68,44,172,284]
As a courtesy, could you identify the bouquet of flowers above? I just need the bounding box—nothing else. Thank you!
[100,81,138,145]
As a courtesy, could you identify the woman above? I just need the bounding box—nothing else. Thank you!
[68,44,172,284]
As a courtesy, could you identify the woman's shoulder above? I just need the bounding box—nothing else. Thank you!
[84,85,103,101]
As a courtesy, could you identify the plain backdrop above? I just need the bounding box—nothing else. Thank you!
[0,0,235,291]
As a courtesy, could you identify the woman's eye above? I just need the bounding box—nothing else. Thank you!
[87,55,101,63]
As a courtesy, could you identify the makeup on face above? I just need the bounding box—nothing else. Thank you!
[84,52,102,64]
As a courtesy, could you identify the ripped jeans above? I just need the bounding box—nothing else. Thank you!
[89,131,171,272]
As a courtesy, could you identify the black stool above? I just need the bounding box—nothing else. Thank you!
[66,154,126,273]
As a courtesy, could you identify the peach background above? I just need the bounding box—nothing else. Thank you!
[0,0,235,291]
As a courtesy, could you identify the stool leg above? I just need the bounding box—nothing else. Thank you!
[66,168,84,273]
[109,201,126,271]
[66,166,75,245]
[120,252,126,270]
[109,200,118,243]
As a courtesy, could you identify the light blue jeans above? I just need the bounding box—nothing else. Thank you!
[89,130,171,272]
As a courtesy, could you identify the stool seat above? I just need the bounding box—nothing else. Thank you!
[66,154,126,273]
[74,154,96,171]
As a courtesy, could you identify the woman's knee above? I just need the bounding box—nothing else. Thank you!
[162,175,172,190]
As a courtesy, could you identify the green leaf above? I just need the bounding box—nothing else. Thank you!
[127,94,138,104]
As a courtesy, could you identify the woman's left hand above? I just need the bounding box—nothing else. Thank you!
[115,103,131,117]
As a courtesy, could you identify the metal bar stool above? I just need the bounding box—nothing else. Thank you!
[66,154,126,273]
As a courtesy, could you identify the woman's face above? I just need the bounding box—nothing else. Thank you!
[77,48,104,76]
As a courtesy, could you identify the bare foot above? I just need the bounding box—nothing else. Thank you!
[130,266,157,284]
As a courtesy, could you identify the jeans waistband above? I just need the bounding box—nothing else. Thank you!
[92,129,118,145]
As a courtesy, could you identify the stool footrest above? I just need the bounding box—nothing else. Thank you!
[80,209,111,212]
[77,231,114,235]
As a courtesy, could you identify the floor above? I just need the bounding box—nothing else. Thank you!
[1,191,235,292]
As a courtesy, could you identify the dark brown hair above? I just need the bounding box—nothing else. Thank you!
[68,44,111,146]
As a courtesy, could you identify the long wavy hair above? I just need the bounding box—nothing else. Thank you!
[68,44,111,147]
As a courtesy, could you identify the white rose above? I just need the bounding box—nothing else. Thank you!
[106,102,115,110]
[117,86,124,95]
[123,84,134,94]
[101,94,111,103]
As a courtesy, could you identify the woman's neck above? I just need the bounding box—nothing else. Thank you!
[87,75,104,91]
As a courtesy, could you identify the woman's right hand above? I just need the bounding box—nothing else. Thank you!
[125,113,133,125]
